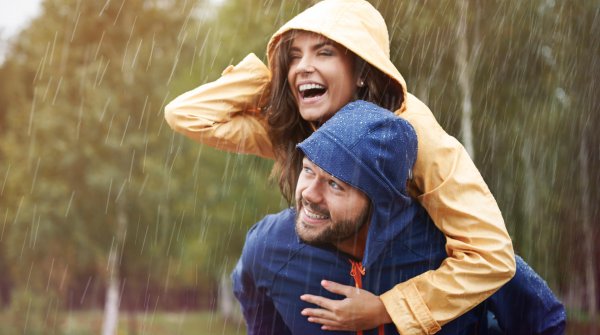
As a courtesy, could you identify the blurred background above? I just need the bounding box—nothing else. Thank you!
[0,0,598,334]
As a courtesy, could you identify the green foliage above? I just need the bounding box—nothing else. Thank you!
[1,289,63,335]
[0,0,598,321]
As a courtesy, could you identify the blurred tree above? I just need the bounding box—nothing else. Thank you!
[0,0,211,332]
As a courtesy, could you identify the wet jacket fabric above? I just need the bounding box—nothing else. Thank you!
[486,256,566,335]
[232,101,565,335]
[165,0,516,333]
[233,211,565,335]
[232,101,482,334]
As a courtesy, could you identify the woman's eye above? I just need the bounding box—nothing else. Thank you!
[318,49,333,56]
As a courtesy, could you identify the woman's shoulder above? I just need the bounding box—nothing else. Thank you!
[396,93,450,144]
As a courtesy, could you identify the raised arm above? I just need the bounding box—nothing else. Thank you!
[380,94,516,334]
[164,53,274,158]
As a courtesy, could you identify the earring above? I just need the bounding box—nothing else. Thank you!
[358,79,365,87]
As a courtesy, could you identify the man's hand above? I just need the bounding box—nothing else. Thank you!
[300,280,392,331]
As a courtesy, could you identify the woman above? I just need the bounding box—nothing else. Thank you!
[165,0,516,334]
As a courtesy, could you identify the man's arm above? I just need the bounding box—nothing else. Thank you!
[231,223,292,335]
[487,255,566,335]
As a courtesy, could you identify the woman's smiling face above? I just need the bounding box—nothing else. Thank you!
[287,31,358,124]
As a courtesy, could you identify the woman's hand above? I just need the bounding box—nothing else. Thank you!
[300,280,392,331]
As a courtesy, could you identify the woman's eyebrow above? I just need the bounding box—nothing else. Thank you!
[290,40,334,52]
[312,41,334,50]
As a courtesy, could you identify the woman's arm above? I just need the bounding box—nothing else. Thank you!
[164,53,274,158]
[380,93,516,334]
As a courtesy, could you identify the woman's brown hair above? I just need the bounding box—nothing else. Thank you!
[266,31,404,204]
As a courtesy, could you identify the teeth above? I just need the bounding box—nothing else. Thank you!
[304,207,329,220]
[299,83,325,92]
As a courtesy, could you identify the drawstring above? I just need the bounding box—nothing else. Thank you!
[348,260,385,335]
[349,260,365,289]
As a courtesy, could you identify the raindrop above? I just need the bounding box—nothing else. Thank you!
[65,190,76,217]
[114,179,128,202]
[106,178,113,213]
[131,39,143,69]
[79,276,93,305]
[120,115,131,146]
[1,209,7,241]
[46,258,55,292]
[113,0,126,25]
[94,31,106,61]
[30,157,41,194]
[99,0,111,17]
[70,11,81,42]
[1,163,9,196]
[27,93,37,136]
[51,76,63,105]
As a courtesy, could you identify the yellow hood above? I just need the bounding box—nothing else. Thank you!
[266,0,407,112]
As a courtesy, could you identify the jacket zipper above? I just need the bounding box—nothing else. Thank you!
[349,259,385,335]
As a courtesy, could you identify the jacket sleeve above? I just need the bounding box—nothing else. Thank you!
[380,94,516,335]
[164,53,275,159]
[487,255,566,335]
[232,228,292,335]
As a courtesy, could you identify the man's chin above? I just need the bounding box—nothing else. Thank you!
[297,234,330,248]
[295,221,329,247]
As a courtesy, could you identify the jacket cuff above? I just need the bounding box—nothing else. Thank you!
[380,282,441,335]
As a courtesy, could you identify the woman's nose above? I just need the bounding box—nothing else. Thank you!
[295,55,315,74]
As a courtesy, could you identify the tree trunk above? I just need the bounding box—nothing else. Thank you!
[218,270,242,323]
[102,200,127,335]
[520,142,537,258]
[455,0,476,158]
[580,130,598,316]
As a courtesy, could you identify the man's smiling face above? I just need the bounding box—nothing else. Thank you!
[295,157,370,247]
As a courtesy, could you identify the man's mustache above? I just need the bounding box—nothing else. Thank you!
[299,198,330,217]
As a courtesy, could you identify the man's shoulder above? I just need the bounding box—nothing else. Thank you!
[249,208,296,236]
[243,208,298,254]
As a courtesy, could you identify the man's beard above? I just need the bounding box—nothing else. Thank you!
[295,198,371,247]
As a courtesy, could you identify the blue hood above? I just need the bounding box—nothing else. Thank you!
[297,100,418,267]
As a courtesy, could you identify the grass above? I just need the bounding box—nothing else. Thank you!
[30,310,246,335]
[69,310,245,335]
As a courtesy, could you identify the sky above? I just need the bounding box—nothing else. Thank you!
[0,0,42,38]
[0,0,42,62]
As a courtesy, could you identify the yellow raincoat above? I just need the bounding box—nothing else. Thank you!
[165,0,516,334]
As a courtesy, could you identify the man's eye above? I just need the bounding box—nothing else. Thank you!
[329,180,341,190]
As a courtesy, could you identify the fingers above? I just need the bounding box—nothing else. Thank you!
[301,307,334,320]
[305,316,351,331]
[302,309,352,330]
[320,280,357,297]
[300,294,335,311]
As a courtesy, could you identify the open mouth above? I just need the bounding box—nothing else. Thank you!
[300,199,330,224]
[303,207,330,220]
[298,83,327,100]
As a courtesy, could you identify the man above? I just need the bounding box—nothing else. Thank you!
[232,101,565,335]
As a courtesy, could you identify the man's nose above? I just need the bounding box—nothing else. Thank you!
[301,180,323,204]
